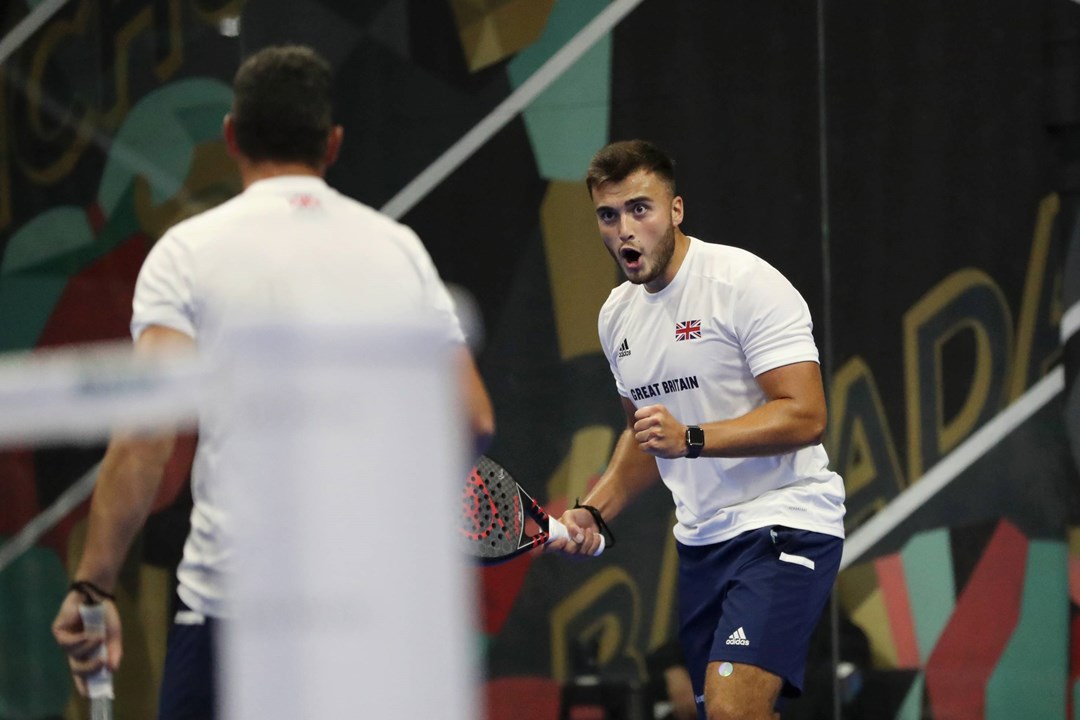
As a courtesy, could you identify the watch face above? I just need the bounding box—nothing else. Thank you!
[686,425,704,458]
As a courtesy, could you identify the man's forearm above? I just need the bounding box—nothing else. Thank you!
[697,397,826,458]
[74,434,175,592]
[581,428,661,522]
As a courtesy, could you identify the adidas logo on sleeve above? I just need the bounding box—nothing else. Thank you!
[617,338,631,358]
[725,627,750,646]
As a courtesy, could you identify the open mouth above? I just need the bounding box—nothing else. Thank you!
[620,248,642,267]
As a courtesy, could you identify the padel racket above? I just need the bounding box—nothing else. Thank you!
[459,455,605,564]
[78,602,114,720]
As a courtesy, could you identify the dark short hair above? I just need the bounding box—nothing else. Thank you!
[585,139,676,196]
[231,45,334,167]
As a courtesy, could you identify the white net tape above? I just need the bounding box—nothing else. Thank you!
[0,341,203,448]
[0,342,203,575]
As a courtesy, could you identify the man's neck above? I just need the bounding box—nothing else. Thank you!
[239,161,323,188]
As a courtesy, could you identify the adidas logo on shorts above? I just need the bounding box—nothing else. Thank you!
[725,627,750,646]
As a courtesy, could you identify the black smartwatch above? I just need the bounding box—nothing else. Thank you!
[685,425,704,458]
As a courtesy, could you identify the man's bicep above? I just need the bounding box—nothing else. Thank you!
[456,345,494,455]
[755,361,826,406]
[619,395,638,428]
[752,361,828,447]
[115,325,194,456]
[131,232,197,342]
[133,325,195,356]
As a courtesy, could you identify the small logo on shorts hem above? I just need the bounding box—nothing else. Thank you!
[725,626,750,646]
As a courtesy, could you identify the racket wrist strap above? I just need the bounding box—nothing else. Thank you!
[70,580,115,604]
[574,500,616,548]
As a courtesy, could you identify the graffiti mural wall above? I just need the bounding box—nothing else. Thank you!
[1,1,1077,718]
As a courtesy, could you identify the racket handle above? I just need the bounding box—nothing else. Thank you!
[548,517,605,556]
[78,602,115,719]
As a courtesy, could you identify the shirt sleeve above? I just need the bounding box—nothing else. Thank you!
[130,231,197,342]
[597,299,628,397]
[734,260,819,377]
[398,227,466,346]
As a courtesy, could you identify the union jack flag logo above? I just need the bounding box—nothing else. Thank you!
[675,320,702,341]
[289,194,321,210]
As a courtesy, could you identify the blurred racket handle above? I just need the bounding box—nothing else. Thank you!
[78,602,114,720]
[548,517,606,555]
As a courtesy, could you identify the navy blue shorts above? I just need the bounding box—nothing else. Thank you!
[676,526,842,706]
[158,599,218,720]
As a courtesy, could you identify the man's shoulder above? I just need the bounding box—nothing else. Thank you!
[161,185,415,242]
[597,281,637,334]
[321,190,424,242]
[162,192,249,237]
[688,239,784,287]
[600,280,636,311]
[690,238,764,268]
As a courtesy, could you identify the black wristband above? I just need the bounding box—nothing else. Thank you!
[70,580,115,604]
[574,499,616,548]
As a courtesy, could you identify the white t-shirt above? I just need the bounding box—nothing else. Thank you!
[131,175,465,617]
[598,237,846,545]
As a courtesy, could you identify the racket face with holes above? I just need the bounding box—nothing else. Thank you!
[459,455,551,564]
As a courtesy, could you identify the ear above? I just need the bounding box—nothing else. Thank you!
[671,195,684,226]
[324,125,344,169]
[223,114,241,159]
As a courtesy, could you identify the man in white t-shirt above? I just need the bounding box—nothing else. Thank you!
[52,45,495,719]
[551,140,845,720]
